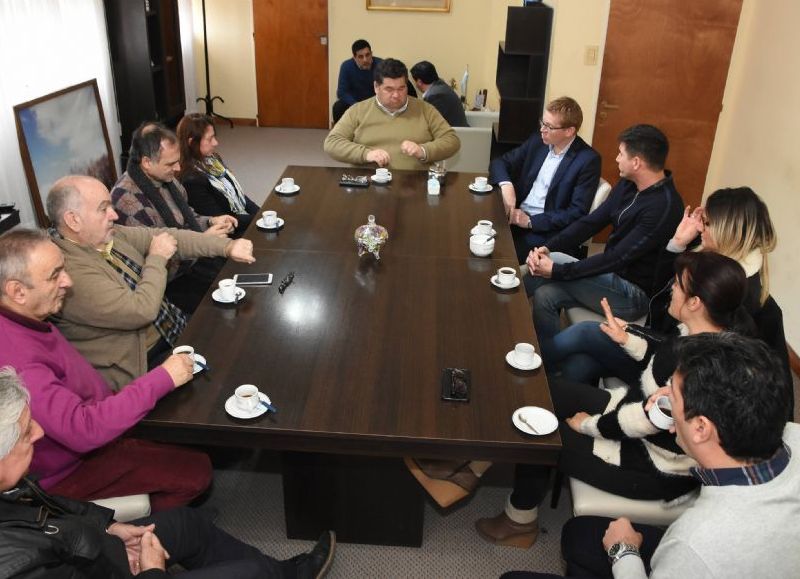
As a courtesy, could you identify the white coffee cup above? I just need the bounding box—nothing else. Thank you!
[218,278,236,302]
[476,219,493,235]
[235,384,261,412]
[497,267,517,286]
[513,343,536,367]
[262,210,278,228]
[172,345,195,363]
[375,168,390,179]
[474,176,488,189]
[280,177,295,191]
[648,396,675,430]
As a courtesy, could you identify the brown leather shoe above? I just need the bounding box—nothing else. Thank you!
[404,457,480,508]
[475,511,539,549]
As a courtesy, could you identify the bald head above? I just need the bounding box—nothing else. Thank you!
[47,175,91,227]
[47,175,118,248]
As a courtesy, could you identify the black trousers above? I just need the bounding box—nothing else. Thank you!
[500,515,665,578]
[133,507,293,578]
[331,100,350,124]
[165,256,226,315]
[510,379,697,510]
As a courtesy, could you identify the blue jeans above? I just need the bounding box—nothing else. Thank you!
[524,253,649,366]
[549,321,646,386]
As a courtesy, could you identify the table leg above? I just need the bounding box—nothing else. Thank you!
[282,452,425,547]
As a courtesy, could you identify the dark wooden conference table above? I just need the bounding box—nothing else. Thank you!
[137,165,560,546]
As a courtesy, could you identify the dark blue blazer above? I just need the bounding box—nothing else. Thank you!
[489,134,601,235]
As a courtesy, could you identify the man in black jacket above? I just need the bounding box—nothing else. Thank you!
[525,124,683,364]
[0,367,335,578]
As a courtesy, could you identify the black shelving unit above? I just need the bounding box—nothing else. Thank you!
[494,4,553,146]
[105,0,186,166]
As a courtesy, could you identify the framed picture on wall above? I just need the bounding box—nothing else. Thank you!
[367,0,451,12]
[13,79,116,226]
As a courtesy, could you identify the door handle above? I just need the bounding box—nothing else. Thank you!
[600,100,619,110]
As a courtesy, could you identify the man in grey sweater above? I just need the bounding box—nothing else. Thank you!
[500,332,799,579]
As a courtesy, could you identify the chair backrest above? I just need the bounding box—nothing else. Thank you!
[590,178,612,212]
[447,126,492,173]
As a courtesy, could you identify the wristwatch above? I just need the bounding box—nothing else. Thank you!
[607,542,641,565]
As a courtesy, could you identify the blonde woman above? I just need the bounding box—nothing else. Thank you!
[550,186,778,386]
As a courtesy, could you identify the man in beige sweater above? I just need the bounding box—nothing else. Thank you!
[46,175,255,390]
[324,58,460,171]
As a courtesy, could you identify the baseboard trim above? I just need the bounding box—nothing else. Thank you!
[229,118,257,126]
[788,343,800,378]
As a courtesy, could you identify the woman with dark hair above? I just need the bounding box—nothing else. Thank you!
[549,186,778,386]
[476,252,756,548]
[177,114,259,237]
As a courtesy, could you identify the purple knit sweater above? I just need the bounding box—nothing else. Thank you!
[0,307,174,488]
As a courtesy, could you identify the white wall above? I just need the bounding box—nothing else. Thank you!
[190,0,257,119]
[705,0,800,348]
[0,0,120,227]
[191,0,609,142]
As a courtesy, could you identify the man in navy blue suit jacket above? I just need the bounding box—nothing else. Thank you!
[489,97,601,263]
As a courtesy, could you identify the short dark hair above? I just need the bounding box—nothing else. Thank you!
[410,61,438,84]
[674,333,789,461]
[129,122,178,164]
[374,58,408,84]
[352,39,371,54]
[618,124,669,171]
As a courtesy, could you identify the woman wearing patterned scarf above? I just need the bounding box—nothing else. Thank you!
[177,114,260,237]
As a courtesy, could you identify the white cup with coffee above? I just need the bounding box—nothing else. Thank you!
[648,396,674,430]
[513,343,536,367]
[476,219,493,235]
[497,267,517,286]
[262,210,278,228]
[375,168,391,180]
[172,345,195,363]
[235,384,261,412]
[474,176,489,190]
[280,177,295,191]
[218,278,237,302]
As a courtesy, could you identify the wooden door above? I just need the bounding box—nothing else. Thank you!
[593,0,743,214]
[253,0,328,127]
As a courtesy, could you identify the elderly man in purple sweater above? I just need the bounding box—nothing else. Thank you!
[0,228,211,510]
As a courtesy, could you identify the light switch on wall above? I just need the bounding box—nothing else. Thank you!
[584,45,599,66]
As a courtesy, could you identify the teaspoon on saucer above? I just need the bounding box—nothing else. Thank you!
[517,411,539,434]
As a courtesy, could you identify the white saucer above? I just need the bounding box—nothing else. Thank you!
[505,350,542,371]
[275,184,300,194]
[225,392,271,420]
[256,217,285,230]
[193,354,207,375]
[470,226,497,236]
[370,174,392,183]
[512,406,558,436]
[469,183,493,193]
[491,275,520,289]
[212,287,246,304]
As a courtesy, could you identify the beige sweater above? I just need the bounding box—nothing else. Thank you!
[323,97,460,170]
[53,225,229,391]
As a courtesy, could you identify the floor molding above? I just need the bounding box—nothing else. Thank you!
[229,117,257,126]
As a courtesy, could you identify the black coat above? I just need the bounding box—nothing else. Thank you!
[0,478,146,578]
